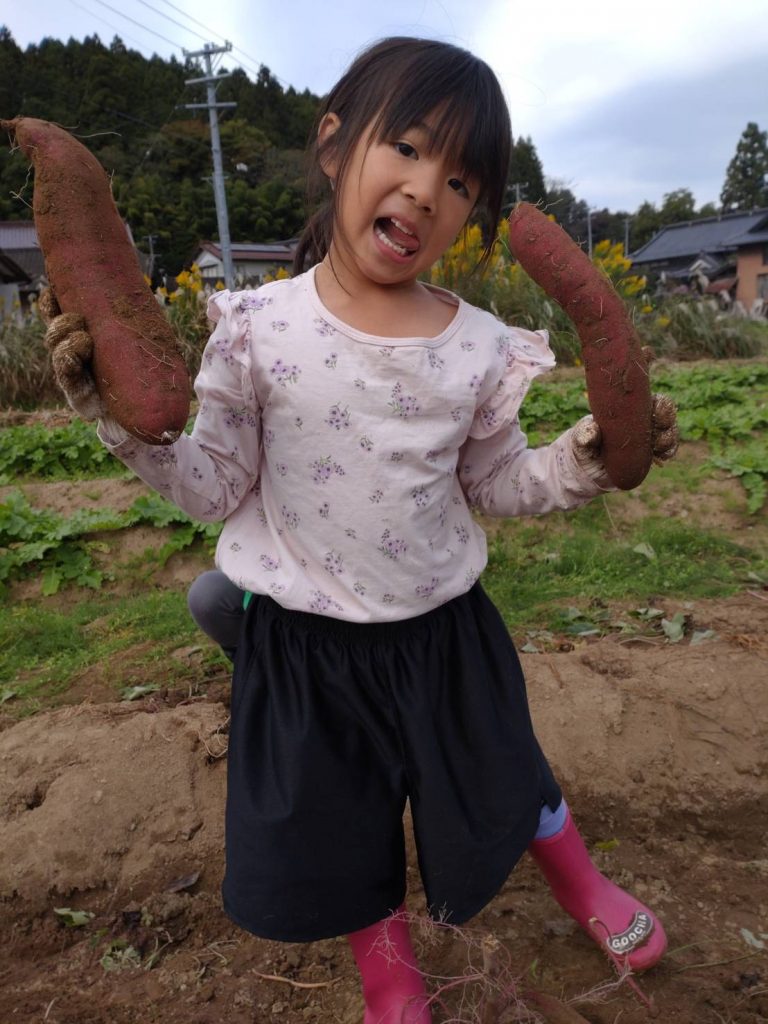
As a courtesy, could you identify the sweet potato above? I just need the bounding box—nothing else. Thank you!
[507,202,653,490]
[1,116,189,444]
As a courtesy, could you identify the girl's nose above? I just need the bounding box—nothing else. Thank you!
[403,167,439,214]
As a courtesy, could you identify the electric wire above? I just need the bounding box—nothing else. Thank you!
[152,0,295,89]
[67,0,157,59]
[89,0,185,51]
[132,0,211,47]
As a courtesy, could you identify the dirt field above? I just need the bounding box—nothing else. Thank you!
[1,586,766,1023]
[1,425,767,1024]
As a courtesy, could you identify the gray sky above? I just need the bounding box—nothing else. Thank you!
[6,0,768,212]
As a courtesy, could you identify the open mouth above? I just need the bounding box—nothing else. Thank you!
[374,217,420,258]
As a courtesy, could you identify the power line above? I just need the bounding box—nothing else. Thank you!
[67,0,157,59]
[153,0,294,89]
[155,0,229,46]
[89,0,185,51]
[132,0,211,47]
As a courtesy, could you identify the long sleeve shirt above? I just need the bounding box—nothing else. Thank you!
[98,266,611,622]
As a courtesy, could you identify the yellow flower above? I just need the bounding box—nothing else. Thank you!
[656,315,671,328]
[641,304,653,314]
[215,280,225,290]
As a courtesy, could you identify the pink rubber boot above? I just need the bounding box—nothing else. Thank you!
[529,806,667,971]
[347,907,432,1023]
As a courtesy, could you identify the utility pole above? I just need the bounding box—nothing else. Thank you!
[144,234,158,279]
[624,216,631,255]
[587,208,593,258]
[183,43,236,290]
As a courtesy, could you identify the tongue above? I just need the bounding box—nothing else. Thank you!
[381,218,419,251]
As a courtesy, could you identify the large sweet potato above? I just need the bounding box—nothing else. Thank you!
[507,202,653,490]
[1,116,190,444]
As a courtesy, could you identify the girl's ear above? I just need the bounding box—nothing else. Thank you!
[317,113,341,181]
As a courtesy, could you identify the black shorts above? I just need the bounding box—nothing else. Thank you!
[222,583,560,942]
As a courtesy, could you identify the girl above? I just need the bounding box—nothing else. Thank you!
[45,37,677,1023]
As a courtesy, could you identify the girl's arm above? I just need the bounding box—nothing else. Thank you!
[460,395,677,518]
[458,417,614,518]
[96,300,260,522]
[51,294,259,523]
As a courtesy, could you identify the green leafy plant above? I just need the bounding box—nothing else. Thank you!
[0,489,222,595]
[710,439,767,514]
[0,419,128,482]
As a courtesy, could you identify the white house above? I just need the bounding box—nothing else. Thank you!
[192,240,298,286]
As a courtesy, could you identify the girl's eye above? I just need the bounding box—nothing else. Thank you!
[448,178,470,198]
[394,141,417,158]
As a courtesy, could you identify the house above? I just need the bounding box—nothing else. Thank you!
[192,240,298,287]
[0,247,32,320]
[0,221,40,317]
[0,220,149,305]
[629,209,768,313]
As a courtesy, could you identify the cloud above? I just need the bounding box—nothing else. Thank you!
[533,50,768,210]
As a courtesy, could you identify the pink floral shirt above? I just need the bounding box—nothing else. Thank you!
[98,267,610,622]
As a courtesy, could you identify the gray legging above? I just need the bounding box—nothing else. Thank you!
[187,569,246,661]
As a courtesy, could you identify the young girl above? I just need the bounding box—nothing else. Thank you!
[45,37,678,1023]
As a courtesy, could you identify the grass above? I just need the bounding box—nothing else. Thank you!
[0,590,226,716]
[482,498,766,635]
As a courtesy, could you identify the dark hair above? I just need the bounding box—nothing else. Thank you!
[292,37,512,275]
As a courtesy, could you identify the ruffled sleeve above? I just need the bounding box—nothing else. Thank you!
[468,326,556,439]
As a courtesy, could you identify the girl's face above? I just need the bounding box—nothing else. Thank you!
[322,113,480,292]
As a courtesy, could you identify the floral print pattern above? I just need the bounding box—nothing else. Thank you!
[100,274,596,623]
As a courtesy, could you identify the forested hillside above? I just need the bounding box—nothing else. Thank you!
[0,28,320,271]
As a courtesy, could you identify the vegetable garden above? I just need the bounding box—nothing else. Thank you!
[1,242,767,1023]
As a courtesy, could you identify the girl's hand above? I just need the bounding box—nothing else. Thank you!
[572,393,679,478]
[40,289,105,421]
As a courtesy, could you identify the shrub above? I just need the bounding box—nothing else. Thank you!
[429,222,767,365]
[637,299,767,360]
[0,312,59,409]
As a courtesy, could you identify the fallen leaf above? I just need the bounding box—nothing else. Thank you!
[121,684,161,702]
[54,907,94,928]
[633,542,657,560]
[166,871,201,893]
[662,613,686,643]
[691,629,717,645]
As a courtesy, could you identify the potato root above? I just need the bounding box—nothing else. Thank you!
[1,116,190,444]
[507,202,653,490]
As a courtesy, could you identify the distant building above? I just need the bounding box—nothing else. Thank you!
[0,222,40,317]
[0,219,149,313]
[630,209,768,314]
[192,240,298,287]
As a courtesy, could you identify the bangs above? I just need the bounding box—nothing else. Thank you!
[371,72,509,207]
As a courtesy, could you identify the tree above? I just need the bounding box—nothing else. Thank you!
[659,188,697,226]
[544,178,588,229]
[720,122,768,212]
[507,136,546,208]
[698,202,719,218]
[0,27,23,117]
[630,201,661,251]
